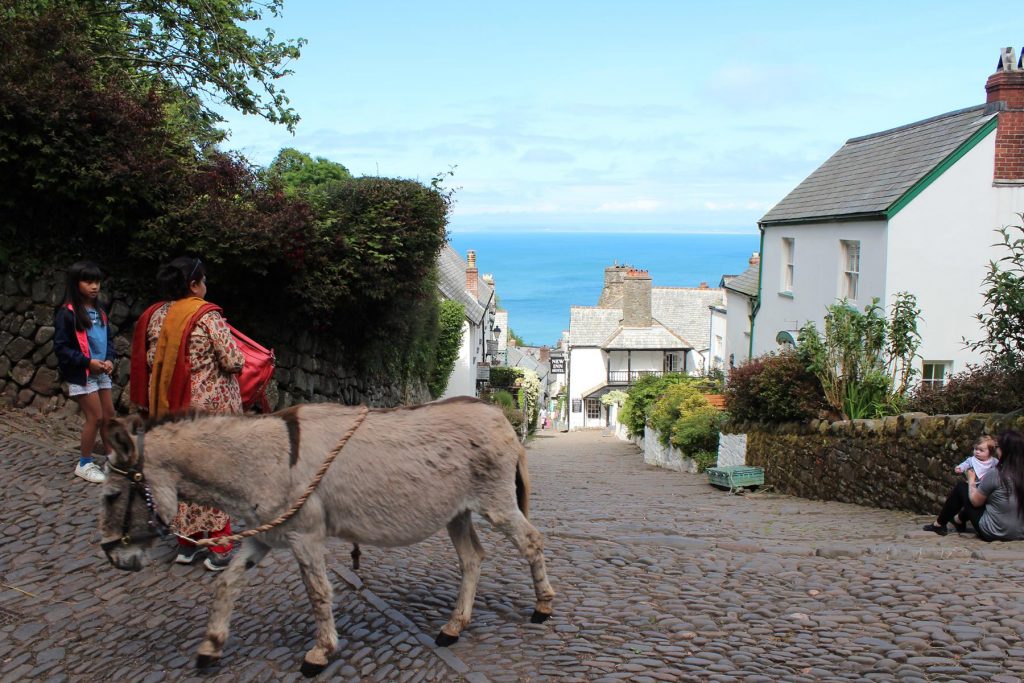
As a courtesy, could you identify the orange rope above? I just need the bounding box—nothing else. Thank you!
[189,407,370,548]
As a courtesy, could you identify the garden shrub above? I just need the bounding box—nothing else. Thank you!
[692,450,719,474]
[798,293,920,419]
[725,350,827,423]
[619,373,688,438]
[490,390,522,430]
[648,382,711,447]
[490,366,519,388]
[671,407,727,455]
[905,365,1024,415]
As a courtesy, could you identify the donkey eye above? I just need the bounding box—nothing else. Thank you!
[104,491,121,503]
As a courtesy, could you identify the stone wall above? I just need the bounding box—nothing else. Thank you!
[0,269,428,416]
[725,413,1024,514]
[639,425,700,473]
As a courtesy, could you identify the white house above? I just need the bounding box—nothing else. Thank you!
[567,265,725,430]
[437,245,498,398]
[721,253,760,368]
[753,49,1024,386]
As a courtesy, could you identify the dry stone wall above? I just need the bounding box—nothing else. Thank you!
[0,269,428,415]
[725,412,1024,514]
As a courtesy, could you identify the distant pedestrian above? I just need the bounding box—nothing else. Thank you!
[924,435,997,535]
[53,261,116,484]
[539,407,548,430]
[130,256,245,571]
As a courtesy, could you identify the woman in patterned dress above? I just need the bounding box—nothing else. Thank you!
[130,256,244,571]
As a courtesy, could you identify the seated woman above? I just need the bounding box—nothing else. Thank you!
[923,435,997,536]
[960,430,1024,542]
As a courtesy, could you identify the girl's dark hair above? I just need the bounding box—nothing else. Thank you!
[996,429,1024,520]
[156,257,206,301]
[61,261,103,331]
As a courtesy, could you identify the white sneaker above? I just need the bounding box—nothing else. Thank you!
[74,461,107,483]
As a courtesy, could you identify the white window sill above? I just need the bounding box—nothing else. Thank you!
[777,291,794,299]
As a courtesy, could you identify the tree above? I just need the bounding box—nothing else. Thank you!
[966,217,1024,370]
[5,0,304,134]
[268,148,351,192]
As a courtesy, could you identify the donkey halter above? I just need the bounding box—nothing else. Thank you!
[99,430,171,555]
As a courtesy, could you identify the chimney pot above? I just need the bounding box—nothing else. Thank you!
[749,252,760,266]
[699,281,708,289]
[985,47,1024,184]
[467,250,476,268]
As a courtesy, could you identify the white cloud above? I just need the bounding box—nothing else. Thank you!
[595,199,661,213]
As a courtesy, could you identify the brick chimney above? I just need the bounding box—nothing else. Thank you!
[465,250,478,299]
[749,252,760,266]
[598,264,629,308]
[622,269,652,327]
[699,281,709,289]
[539,346,550,363]
[986,47,1024,184]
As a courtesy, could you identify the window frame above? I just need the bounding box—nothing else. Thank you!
[781,237,795,293]
[841,239,861,300]
[921,361,951,389]
[585,397,602,420]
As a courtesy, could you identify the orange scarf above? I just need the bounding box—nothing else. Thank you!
[149,297,207,418]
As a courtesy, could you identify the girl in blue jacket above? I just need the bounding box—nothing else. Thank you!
[53,261,116,483]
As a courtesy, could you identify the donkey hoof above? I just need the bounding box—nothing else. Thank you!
[530,609,552,624]
[195,654,221,670]
[435,631,459,647]
[299,659,327,678]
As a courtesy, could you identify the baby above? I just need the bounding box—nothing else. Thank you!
[955,435,998,482]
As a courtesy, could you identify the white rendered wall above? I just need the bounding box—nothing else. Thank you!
[724,290,753,367]
[568,347,607,429]
[442,320,476,399]
[753,220,888,357]
[886,130,1024,375]
[708,308,727,372]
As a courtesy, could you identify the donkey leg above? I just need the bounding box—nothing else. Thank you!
[196,538,271,669]
[485,509,555,623]
[289,533,337,677]
[437,510,485,647]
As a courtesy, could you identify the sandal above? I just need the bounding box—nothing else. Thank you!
[922,523,948,536]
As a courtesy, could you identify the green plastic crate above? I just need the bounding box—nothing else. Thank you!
[707,465,764,491]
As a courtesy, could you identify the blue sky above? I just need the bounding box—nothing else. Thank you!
[219,1,1013,234]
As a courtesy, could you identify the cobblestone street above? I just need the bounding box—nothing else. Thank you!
[2,407,1024,682]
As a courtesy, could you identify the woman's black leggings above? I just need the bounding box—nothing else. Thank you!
[938,481,995,541]
[937,481,978,525]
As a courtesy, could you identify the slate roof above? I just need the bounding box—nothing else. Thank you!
[723,261,760,298]
[568,307,622,346]
[568,287,726,352]
[437,244,493,321]
[651,287,726,352]
[603,325,687,350]
[761,105,993,225]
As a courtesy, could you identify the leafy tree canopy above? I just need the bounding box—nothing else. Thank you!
[4,0,305,134]
[268,148,351,190]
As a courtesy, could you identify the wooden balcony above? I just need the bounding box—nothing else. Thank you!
[607,369,666,385]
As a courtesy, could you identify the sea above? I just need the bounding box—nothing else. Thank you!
[448,231,760,347]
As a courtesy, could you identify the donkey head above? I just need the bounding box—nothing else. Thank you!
[99,417,166,572]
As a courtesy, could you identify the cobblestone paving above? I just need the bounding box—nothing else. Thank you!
[3,407,1024,682]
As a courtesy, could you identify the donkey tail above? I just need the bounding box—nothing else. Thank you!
[515,446,531,518]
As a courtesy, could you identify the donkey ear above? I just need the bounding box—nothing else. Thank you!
[107,418,137,468]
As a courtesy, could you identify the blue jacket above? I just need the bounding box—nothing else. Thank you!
[53,304,116,386]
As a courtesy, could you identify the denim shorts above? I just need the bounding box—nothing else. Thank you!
[68,373,112,397]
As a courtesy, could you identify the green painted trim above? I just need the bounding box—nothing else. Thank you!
[749,227,765,361]
[886,116,998,218]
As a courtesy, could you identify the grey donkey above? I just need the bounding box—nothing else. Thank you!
[99,397,555,676]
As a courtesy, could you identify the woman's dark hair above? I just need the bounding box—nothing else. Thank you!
[61,260,104,331]
[996,429,1024,520]
[156,257,206,301]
